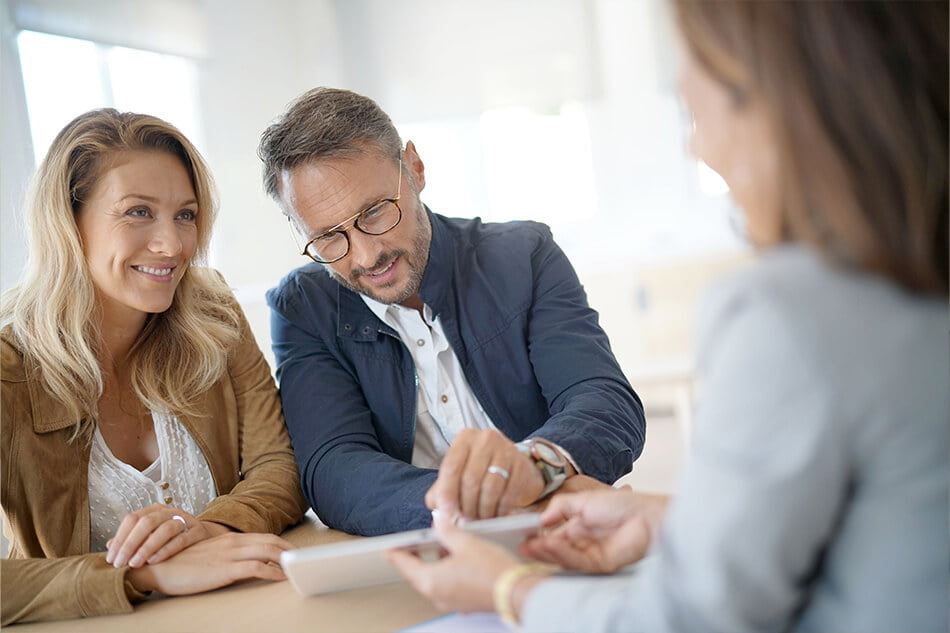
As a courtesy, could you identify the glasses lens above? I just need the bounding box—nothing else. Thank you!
[357,200,401,235]
[306,233,348,263]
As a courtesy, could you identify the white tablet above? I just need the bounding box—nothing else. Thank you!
[281,513,542,596]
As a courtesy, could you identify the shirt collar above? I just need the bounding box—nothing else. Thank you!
[361,294,436,328]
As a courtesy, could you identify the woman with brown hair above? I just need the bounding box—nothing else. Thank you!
[388,2,948,631]
[1,109,306,624]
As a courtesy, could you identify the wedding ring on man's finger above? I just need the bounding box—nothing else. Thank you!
[171,515,188,533]
[487,465,510,481]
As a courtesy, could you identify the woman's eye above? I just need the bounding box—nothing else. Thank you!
[127,206,150,217]
[177,209,197,221]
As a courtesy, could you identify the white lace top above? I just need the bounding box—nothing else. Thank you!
[87,411,218,552]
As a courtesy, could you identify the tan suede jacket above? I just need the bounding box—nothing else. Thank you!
[1,307,307,625]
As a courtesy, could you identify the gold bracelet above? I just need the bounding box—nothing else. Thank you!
[493,563,557,628]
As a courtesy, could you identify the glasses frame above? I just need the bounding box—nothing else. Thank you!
[292,155,404,264]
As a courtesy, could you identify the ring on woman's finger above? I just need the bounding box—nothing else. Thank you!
[487,465,510,481]
[171,515,188,533]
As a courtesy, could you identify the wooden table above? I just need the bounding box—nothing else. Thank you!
[11,514,443,633]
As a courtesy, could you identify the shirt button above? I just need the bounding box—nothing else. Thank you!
[161,482,170,490]
[417,339,425,347]
[165,497,173,504]
[441,395,448,403]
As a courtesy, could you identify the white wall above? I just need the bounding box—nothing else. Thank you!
[196,0,345,349]
[2,0,749,376]
[1,0,34,293]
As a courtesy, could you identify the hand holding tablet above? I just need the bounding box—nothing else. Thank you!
[281,513,542,596]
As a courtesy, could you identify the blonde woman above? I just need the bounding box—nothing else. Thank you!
[1,109,306,625]
[389,2,948,632]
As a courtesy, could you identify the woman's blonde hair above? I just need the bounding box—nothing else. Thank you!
[672,0,948,295]
[2,108,240,441]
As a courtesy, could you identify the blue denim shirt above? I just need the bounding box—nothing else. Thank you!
[267,211,645,535]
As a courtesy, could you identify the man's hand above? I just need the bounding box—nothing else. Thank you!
[426,429,561,520]
[106,504,232,568]
[126,532,291,596]
[550,473,614,496]
[524,474,614,513]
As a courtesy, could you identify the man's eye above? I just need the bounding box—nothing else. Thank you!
[362,203,386,219]
[314,231,344,244]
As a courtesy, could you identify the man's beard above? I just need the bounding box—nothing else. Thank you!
[325,203,431,305]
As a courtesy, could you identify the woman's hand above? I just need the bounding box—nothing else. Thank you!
[386,516,523,613]
[126,532,291,595]
[520,487,669,574]
[106,504,232,568]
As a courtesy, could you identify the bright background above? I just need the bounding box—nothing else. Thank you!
[1,0,756,497]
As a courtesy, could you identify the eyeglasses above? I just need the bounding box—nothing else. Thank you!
[291,156,403,264]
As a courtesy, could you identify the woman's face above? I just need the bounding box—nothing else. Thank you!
[677,42,782,245]
[75,150,199,329]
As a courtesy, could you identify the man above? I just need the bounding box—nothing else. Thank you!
[259,87,645,535]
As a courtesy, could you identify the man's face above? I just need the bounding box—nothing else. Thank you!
[280,144,432,306]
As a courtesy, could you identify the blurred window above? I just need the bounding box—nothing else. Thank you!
[16,30,203,166]
[399,103,597,235]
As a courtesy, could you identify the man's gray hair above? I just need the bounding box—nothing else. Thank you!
[257,87,403,204]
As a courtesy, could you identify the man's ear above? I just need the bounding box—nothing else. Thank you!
[403,140,426,192]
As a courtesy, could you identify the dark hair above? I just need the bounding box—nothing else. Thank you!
[257,87,403,207]
[672,0,948,294]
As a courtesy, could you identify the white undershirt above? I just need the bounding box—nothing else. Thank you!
[87,411,217,552]
[362,297,498,469]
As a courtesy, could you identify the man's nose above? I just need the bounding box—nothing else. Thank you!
[348,230,382,270]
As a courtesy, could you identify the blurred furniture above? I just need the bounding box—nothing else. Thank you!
[582,249,753,443]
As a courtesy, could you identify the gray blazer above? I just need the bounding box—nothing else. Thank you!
[523,245,949,633]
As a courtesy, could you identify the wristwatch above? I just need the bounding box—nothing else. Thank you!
[516,437,568,500]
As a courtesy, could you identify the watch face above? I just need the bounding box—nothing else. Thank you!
[532,440,566,469]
